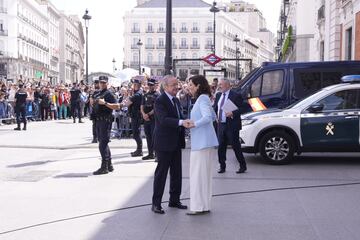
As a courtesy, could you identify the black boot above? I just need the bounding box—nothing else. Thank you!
[73,118,76,123]
[14,123,21,131]
[142,154,155,160]
[131,149,143,157]
[92,138,98,143]
[108,159,114,172]
[93,161,109,175]
[23,123,27,131]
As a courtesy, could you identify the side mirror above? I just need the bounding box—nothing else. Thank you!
[308,104,324,113]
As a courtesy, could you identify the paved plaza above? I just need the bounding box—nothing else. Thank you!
[0,120,360,240]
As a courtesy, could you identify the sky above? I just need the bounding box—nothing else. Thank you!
[51,0,281,73]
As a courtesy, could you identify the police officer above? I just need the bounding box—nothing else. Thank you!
[70,82,83,123]
[141,78,159,160]
[14,83,28,131]
[90,80,100,143]
[127,79,143,157]
[91,76,119,175]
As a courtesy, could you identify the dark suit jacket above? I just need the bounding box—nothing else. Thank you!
[153,92,186,152]
[213,90,243,130]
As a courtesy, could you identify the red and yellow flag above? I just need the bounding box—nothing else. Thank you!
[248,97,267,112]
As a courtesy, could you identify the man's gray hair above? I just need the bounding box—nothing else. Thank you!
[220,78,231,85]
[162,75,176,87]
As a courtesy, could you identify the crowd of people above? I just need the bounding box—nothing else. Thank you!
[0,77,222,126]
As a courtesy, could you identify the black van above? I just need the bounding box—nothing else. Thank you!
[236,61,360,113]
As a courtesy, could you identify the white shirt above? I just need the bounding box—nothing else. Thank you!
[217,90,230,123]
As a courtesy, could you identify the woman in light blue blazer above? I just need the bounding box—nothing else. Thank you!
[186,75,218,215]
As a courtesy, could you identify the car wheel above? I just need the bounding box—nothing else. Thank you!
[259,130,295,164]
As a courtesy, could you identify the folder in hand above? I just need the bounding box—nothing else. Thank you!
[222,99,238,113]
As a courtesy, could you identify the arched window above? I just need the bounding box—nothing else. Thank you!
[147,52,153,64]
[158,53,164,64]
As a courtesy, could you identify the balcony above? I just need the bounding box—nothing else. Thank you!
[179,28,188,33]
[146,28,154,33]
[179,44,189,49]
[191,28,200,33]
[157,44,165,49]
[145,44,155,49]
[0,7,7,13]
[206,28,214,33]
[131,44,139,49]
[157,28,165,33]
[131,28,140,33]
[191,44,200,49]
[0,30,8,36]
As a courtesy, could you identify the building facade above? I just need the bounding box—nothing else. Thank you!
[59,14,85,84]
[123,0,275,80]
[0,0,84,84]
[278,0,360,62]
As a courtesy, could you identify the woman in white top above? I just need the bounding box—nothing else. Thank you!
[186,75,219,215]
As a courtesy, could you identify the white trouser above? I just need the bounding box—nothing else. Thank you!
[189,147,215,212]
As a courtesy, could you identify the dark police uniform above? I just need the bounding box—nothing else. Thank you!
[70,84,82,123]
[93,76,116,175]
[141,79,159,159]
[14,86,28,131]
[129,79,143,157]
[90,83,100,143]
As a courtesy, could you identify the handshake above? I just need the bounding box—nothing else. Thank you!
[182,119,195,129]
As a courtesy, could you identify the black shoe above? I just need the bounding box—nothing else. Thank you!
[217,168,226,174]
[168,202,188,210]
[93,161,109,175]
[14,127,21,131]
[91,139,98,143]
[131,150,143,157]
[108,160,114,172]
[23,125,27,131]
[236,167,247,174]
[73,119,76,123]
[79,120,84,123]
[151,205,165,214]
[142,154,155,160]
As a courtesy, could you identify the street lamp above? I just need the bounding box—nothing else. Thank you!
[137,39,143,75]
[82,9,91,84]
[233,34,240,80]
[210,1,220,54]
[164,0,172,75]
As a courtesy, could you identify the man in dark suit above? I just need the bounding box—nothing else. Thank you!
[214,78,247,174]
[151,75,189,214]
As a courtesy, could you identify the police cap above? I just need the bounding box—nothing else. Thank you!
[147,78,156,86]
[99,76,108,83]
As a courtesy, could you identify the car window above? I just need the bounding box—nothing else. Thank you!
[250,70,284,97]
[262,70,284,95]
[250,75,261,97]
[294,71,321,99]
[315,89,360,111]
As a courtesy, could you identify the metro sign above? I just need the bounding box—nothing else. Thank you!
[203,54,222,66]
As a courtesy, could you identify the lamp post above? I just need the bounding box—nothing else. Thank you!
[210,1,220,54]
[137,39,143,75]
[233,34,240,80]
[82,9,91,84]
[164,0,172,75]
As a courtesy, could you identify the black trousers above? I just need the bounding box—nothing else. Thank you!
[92,119,97,140]
[71,102,81,120]
[15,106,27,125]
[217,123,246,170]
[152,149,182,207]
[144,119,155,155]
[131,117,142,151]
[40,106,49,120]
[96,120,112,161]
